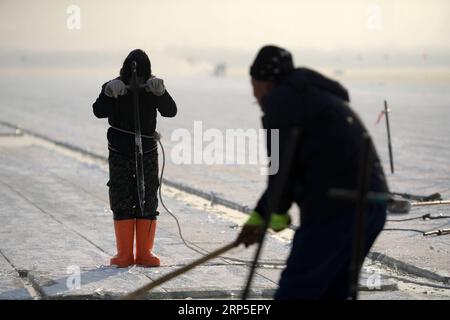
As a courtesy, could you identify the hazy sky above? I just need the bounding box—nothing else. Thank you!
[1,0,449,53]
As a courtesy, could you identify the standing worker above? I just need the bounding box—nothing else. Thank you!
[238,45,388,299]
[93,49,177,268]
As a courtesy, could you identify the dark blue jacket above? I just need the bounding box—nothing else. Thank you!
[255,68,389,225]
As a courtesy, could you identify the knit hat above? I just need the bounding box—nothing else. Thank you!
[250,45,294,81]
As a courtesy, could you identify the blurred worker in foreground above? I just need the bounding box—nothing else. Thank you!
[238,45,388,299]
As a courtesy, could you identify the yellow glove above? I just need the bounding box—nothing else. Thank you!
[238,211,291,247]
[245,211,291,232]
[270,213,291,232]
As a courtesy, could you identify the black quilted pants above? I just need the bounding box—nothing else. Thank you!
[107,149,159,220]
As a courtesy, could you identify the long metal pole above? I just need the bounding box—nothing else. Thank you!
[131,61,146,216]
[242,127,302,300]
[412,200,450,207]
[122,241,240,300]
[384,100,394,174]
[349,133,372,300]
[241,217,270,300]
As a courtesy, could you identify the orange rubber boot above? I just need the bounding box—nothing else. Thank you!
[110,219,135,267]
[135,219,160,267]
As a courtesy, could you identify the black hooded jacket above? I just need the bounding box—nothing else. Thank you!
[93,50,177,155]
[255,68,389,225]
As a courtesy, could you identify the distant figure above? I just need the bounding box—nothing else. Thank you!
[238,45,388,299]
[93,49,177,268]
[334,69,344,76]
[212,63,227,77]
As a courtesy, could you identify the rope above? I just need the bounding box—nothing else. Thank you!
[387,213,450,222]
[155,132,450,262]
[383,228,425,234]
[155,134,287,268]
[109,128,280,265]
